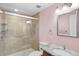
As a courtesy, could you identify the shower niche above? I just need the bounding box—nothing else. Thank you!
[57,9,79,37]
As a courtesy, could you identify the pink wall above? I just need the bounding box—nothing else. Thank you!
[39,4,79,51]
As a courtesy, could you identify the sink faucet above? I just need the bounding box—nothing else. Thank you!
[63,45,66,50]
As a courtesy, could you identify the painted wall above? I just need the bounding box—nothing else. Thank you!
[39,4,79,52]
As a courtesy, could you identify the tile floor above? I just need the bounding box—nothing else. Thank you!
[8,48,35,56]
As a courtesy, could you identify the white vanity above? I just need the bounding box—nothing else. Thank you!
[40,44,79,56]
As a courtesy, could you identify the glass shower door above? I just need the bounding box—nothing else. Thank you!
[4,14,32,55]
[0,13,5,55]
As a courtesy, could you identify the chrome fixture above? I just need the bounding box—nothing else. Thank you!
[36,4,41,8]
[63,3,72,7]
[56,3,72,13]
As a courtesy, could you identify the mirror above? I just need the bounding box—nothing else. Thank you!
[57,9,79,37]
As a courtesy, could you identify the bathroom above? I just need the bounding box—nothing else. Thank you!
[0,3,79,56]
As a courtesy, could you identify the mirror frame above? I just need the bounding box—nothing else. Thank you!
[57,9,79,38]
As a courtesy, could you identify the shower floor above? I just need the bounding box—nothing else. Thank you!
[8,48,35,56]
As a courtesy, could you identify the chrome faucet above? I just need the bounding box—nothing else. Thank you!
[63,45,66,50]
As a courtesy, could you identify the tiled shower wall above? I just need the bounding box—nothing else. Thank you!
[0,12,39,55]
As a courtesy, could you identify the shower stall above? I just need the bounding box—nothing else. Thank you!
[0,11,39,55]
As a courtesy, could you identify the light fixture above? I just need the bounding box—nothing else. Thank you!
[26,21,31,24]
[62,5,69,10]
[55,3,72,14]
[14,9,18,12]
[55,6,60,13]
[56,9,60,13]
[64,3,72,7]
[62,3,72,10]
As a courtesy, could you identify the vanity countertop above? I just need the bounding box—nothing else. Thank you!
[41,45,79,56]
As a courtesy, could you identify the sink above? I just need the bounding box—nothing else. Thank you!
[52,49,72,56]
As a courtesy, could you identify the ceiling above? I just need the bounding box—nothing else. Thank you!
[0,3,53,16]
